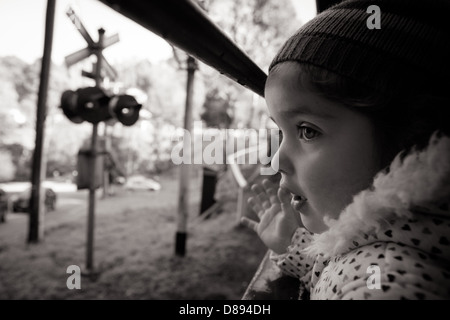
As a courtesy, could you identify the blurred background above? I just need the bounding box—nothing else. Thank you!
[0,0,315,299]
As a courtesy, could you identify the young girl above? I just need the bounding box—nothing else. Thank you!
[241,0,450,299]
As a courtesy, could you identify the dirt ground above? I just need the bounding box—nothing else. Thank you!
[0,166,268,300]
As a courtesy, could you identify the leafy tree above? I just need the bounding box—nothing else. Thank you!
[0,55,88,180]
[208,0,299,69]
[0,151,15,182]
[0,81,20,141]
[116,58,203,127]
[200,87,233,128]
[198,0,299,128]
[0,144,31,182]
[0,56,29,101]
[112,56,207,176]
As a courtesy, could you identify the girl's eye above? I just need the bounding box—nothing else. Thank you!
[297,125,321,141]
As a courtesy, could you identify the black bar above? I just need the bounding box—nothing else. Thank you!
[175,232,187,257]
[200,167,217,215]
[98,0,267,97]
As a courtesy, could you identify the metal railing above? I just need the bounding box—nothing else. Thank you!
[98,0,267,97]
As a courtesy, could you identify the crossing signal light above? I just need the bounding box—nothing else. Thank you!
[108,94,141,126]
[60,90,84,124]
[60,86,142,126]
[76,87,111,124]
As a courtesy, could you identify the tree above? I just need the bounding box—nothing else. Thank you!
[0,151,16,182]
[198,0,300,128]
[116,57,205,127]
[0,55,89,181]
[0,56,30,101]
[112,58,200,176]
[208,0,299,69]
[0,80,20,141]
[200,87,233,128]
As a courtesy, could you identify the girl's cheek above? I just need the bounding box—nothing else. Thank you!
[301,155,352,218]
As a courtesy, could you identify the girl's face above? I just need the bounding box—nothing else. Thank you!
[265,63,382,234]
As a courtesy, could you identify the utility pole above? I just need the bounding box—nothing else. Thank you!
[84,28,105,274]
[175,55,197,256]
[28,0,56,243]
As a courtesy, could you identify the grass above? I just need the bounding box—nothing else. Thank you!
[0,166,267,300]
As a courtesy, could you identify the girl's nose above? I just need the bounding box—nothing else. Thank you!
[271,141,292,175]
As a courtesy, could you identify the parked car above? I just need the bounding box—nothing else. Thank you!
[124,175,161,191]
[12,187,57,213]
[0,188,8,223]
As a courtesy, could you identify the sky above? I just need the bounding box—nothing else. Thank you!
[0,0,317,66]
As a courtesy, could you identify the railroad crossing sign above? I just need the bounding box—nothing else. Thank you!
[63,6,121,276]
[65,6,119,80]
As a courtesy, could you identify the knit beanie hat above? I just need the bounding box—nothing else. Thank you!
[269,0,450,92]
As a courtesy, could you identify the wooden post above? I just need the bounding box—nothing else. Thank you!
[28,0,56,243]
[102,123,110,198]
[85,28,104,273]
[175,56,197,256]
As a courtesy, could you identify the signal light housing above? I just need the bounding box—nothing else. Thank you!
[60,86,142,126]
[109,94,141,126]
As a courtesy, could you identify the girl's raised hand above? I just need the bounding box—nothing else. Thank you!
[240,178,302,254]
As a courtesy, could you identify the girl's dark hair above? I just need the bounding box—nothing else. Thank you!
[273,62,450,169]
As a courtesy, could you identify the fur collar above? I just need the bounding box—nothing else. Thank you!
[304,133,450,259]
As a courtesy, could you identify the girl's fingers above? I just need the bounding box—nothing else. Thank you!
[240,216,259,233]
[248,196,264,218]
[250,184,270,210]
[260,198,271,210]
[265,187,279,205]
[252,183,276,210]
[261,179,279,202]
[262,180,282,205]
[262,179,277,193]
[251,184,265,196]
[262,203,282,223]
[278,187,303,228]
[277,187,292,205]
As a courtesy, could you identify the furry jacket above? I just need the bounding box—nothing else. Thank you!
[271,134,450,299]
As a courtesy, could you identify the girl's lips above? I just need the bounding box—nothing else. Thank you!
[291,194,307,212]
[280,183,307,211]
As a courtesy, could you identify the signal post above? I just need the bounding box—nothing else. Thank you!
[62,8,141,276]
[85,27,104,275]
